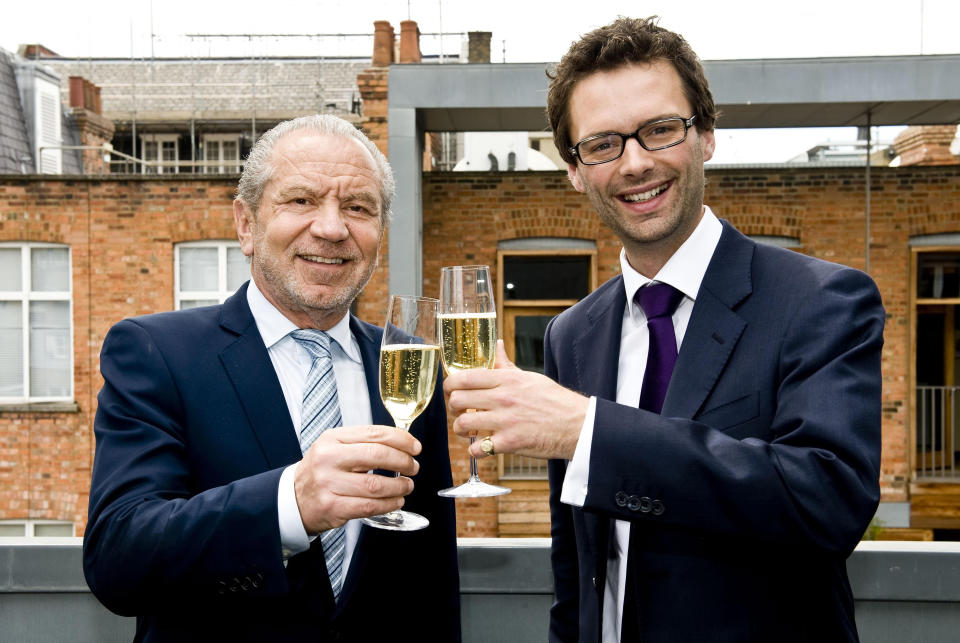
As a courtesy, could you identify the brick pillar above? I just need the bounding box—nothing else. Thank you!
[67,76,114,174]
[893,125,959,166]
[467,32,492,63]
[398,20,421,63]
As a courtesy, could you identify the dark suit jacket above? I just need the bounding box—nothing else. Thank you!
[546,221,884,643]
[83,283,460,642]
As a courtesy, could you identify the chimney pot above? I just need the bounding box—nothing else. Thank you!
[399,20,422,63]
[372,21,395,67]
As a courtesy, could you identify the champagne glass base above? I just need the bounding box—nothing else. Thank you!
[438,476,512,498]
[362,510,429,531]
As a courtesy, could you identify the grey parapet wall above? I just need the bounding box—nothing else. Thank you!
[3,537,960,643]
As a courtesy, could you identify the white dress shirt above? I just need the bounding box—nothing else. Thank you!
[560,207,723,642]
[246,279,371,579]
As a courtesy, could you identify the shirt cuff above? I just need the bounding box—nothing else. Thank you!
[278,462,312,559]
[560,395,596,508]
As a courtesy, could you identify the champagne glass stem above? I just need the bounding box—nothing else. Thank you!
[468,436,480,480]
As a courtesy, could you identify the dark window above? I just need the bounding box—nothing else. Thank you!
[503,255,590,300]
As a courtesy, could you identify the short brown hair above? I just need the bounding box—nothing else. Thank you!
[547,16,718,164]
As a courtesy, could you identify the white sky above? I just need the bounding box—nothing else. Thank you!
[3,0,958,163]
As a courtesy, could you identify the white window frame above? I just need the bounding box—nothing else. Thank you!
[201,134,242,174]
[140,134,179,174]
[0,242,73,404]
[174,241,246,310]
[0,519,75,538]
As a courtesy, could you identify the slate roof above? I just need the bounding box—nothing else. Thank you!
[41,56,371,124]
[0,48,81,174]
[0,49,32,173]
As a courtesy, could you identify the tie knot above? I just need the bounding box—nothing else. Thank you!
[635,283,683,320]
[291,329,333,361]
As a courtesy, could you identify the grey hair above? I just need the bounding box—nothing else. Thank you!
[236,114,395,225]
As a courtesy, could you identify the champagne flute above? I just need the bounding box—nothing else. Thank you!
[362,295,441,531]
[437,265,512,498]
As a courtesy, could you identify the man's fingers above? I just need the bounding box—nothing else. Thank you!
[333,442,420,477]
[327,425,422,455]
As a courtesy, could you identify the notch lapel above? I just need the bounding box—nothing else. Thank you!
[664,221,754,419]
[218,284,302,469]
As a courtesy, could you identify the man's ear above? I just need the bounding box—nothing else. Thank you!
[567,162,585,193]
[700,129,716,163]
[233,199,255,257]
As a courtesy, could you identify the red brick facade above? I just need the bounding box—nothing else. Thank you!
[1,164,958,536]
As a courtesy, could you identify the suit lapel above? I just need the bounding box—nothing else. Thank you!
[664,221,753,419]
[573,277,626,400]
[218,284,302,469]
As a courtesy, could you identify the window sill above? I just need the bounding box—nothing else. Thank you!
[0,402,80,414]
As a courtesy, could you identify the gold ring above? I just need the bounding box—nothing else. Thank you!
[479,436,496,457]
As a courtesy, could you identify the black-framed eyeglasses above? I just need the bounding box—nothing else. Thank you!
[568,115,697,165]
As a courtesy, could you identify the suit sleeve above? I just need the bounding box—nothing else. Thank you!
[585,265,884,556]
[544,316,581,643]
[83,319,290,615]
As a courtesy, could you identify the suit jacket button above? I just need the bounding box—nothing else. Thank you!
[615,491,628,507]
[639,496,653,513]
[627,495,641,511]
[652,500,665,516]
[591,576,598,588]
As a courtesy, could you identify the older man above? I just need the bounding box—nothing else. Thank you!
[84,114,460,642]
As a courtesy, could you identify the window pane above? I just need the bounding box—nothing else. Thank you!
[226,247,247,291]
[503,256,590,300]
[918,252,960,299]
[179,248,218,292]
[31,247,70,292]
[513,315,551,374]
[0,248,21,290]
[180,299,217,310]
[0,523,26,537]
[29,301,70,397]
[0,301,24,396]
[34,523,74,537]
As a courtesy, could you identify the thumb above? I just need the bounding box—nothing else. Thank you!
[493,339,517,370]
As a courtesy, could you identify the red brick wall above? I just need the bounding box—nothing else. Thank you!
[1,164,958,537]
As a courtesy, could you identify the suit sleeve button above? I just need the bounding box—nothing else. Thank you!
[627,495,641,511]
[615,491,628,507]
[639,497,652,513]
[652,500,665,516]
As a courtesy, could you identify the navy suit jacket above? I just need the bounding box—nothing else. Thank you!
[546,221,884,643]
[83,283,460,642]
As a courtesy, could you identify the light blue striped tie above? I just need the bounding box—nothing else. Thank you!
[291,329,346,600]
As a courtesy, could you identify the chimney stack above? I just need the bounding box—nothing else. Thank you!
[893,125,959,166]
[467,32,492,63]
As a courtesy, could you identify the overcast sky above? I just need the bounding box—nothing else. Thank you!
[3,0,958,163]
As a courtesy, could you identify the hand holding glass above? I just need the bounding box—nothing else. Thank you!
[362,295,441,531]
[438,265,511,498]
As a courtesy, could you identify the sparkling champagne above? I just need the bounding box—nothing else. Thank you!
[379,344,441,428]
[439,312,497,374]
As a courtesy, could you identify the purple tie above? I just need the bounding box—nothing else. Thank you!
[621,282,684,639]
[635,283,684,414]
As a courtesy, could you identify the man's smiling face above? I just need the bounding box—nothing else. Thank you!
[234,128,384,329]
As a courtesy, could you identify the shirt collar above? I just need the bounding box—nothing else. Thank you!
[620,205,723,308]
[245,278,361,363]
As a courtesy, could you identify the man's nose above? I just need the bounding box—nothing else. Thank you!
[617,137,656,176]
[308,202,350,241]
